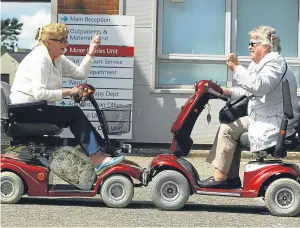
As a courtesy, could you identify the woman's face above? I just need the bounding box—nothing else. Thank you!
[47,35,69,60]
[249,36,270,63]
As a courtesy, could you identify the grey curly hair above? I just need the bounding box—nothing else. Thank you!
[248,25,281,53]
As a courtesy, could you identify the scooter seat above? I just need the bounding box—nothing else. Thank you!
[6,123,62,137]
[239,132,299,154]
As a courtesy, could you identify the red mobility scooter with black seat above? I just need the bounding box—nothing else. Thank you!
[0,82,148,208]
[149,79,300,217]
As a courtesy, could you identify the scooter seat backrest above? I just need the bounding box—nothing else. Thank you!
[0,81,62,138]
[1,82,11,119]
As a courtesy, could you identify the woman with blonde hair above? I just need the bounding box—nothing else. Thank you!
[10,23,124,175]
[199,25,300,189]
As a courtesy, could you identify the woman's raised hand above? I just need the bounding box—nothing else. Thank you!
[226,53,240,72]
[88,33,101,57]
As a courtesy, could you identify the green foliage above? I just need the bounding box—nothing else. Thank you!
[1,45,8,56]
[1,18,23,51]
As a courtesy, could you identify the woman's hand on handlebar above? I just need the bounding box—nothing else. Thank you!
[221,87,232,98]
[62,87,83,98]
[70,87,83,99]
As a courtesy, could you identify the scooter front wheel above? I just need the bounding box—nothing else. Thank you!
[151,170,190,210]
[100,174,134,208]
[265,178,300,217]
[1,172,24,204]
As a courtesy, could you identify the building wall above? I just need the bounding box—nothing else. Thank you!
[57,0,119,14]
[0,53,19,85]
[125,0,222,144]
[55,0,223,144]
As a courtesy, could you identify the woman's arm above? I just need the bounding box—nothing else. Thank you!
[233,60,284,97]
[61,33,100,80]
[61,54,93,80]
[31,57,63,102]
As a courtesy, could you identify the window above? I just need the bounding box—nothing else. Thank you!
[161,0,226,55]
[237,0,299,57]
[158,62,227,85]
[157,0,228,88]
[156,0,300,90]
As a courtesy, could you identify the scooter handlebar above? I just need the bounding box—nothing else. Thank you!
[205,87,229,101]
[71,94,81,103]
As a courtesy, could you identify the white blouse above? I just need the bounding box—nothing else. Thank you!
[10,44,93,104]
[232,52,300,151]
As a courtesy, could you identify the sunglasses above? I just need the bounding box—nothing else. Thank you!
[249,41,260,47]
[50,36,68,44]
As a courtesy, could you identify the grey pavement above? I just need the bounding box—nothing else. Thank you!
[1,156,300,227]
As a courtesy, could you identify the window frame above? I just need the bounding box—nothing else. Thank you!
[153,0,300,92]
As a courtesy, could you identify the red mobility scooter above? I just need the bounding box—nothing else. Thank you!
[0,82,148,208]
[149,79,300,217]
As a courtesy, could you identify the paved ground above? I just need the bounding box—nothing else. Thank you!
[1,156,300,227]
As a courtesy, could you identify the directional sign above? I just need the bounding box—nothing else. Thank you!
[56,99,133,110]
[68,56,134,67]
[58,14,135,26]
[88,68,133,79]
[93,89,133,100]
[62,78,133,89]
[60,123,133,139]
[67,25,134,46]
[65,45,134,57]
[57,14,135,139]
[84,110,133,122]
[91,123,133,139]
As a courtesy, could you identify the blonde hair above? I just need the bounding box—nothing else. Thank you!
[35,23,69,46]
[248,25,281,53]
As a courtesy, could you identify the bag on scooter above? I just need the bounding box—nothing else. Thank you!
[219,95,249,124]
[50,146,96,190]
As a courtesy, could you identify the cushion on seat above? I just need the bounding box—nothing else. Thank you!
[1,82,62,138]
[239,132,299,153]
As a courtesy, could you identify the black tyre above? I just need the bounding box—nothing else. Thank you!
[100,175,134,208]
[1,172,24,204]
[265,178,300,217]
[151,170,190,210]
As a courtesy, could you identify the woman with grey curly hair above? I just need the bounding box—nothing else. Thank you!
[199,25,300,189]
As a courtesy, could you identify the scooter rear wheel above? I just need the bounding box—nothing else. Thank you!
[100,174,134,208]
[1,172,24,204]
[151,170,190,210]
[265,178,300,217]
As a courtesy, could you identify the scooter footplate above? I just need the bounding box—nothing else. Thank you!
[49,184,94,192]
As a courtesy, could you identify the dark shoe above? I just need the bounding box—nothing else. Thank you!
[227,177,242,189]
[198,176,241,189]
[198,176,229,189]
